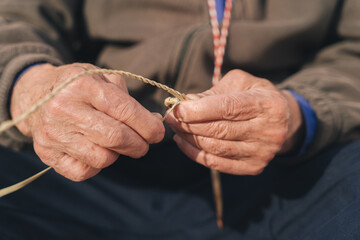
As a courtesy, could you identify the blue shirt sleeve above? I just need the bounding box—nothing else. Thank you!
[288,90,318,156]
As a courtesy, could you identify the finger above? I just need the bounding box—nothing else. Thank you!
[172,92,260,123]
[53,154,101,182]
[44,102,150,159]
[175,132,254,159]
[79,109,150,158]
[173,135,264,175]
[166,115,254,140]
[176,132,278,161]
[204,69,272,95]
[59,132,119,169]
[76,78,164,144]
[103,73,128,92]
[34,144,100,182]
[185,94,202,100]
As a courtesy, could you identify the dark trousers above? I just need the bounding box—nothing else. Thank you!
[1,141,360,239]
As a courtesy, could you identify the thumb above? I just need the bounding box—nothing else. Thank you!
[197,87,218,97]
[185,94,202,100]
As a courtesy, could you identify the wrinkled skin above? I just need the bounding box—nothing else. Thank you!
[166,70,304,175]
[10,63,165,181]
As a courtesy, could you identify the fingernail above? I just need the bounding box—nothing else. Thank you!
[174,110,184,121]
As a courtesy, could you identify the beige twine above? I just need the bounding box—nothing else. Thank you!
[0,68,222,228]
[0,69,186,134]
[0,69,187,197]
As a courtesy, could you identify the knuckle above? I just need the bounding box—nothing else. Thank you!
[105,74,127,88]
[202,137,227,157]
[71,165,94,182]
[247,161,267,175]
[131,143,149,159]
[71,63,96,70]
[148,122,165,143]
[40,157,53,167]
[62,63,96,78]
[114,99,137,123]
[71,175,87,182]
[45,97,66,116]
[223,69,252,85]
[217,146,234,158]
[59,64,99,92]
[92,151,118,169]
[105,128,124,148]
[204,155,220,170]
[205,138,218,153]
[228,69,239,75]
[226,69,243,79]
[221,95,241,120]
[209,122,229,139]
[90,160,105,170]
[257,78,274,88]
[248,167,264,176]
[258,151,276,162]
[33,144,52,165]
[70,75,89,89]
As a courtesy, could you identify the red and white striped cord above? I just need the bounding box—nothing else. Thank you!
[207,0,233,229]
[207,0,233,83]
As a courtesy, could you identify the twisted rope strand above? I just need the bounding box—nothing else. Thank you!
[0,69,186,134]
[207,0,233,229]
[0,68,187,197]
[0,167,51,197]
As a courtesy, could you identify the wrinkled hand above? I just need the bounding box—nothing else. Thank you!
[166,70,304,175]
[11,63,165,181]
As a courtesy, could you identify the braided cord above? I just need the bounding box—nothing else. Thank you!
[207,0,233,229]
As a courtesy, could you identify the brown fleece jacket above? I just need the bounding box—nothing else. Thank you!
[0,0,360,163]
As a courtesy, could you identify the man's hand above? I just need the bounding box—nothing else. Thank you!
[10,63,165,181]
[166,70,304,175]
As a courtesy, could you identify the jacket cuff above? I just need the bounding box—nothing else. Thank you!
[0,52,63,151]
[276,68,343,164]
